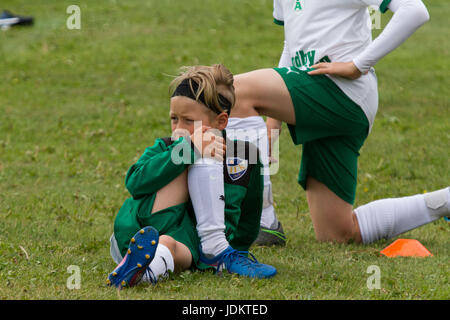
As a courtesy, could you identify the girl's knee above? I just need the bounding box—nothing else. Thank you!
[314,214,362,244]
[152,170,189,213]
[159,235,177,254]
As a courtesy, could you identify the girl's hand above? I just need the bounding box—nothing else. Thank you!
[308,61,365,80]
[190,125,226,162]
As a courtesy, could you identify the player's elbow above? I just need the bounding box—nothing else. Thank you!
[422,8,430,24]
[125,180,136,197]
[410,1,430,26]
[396,0,430,26]
[125,171,142,198]
[416,6,430,25]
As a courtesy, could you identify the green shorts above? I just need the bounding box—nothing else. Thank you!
[113,196,249,271]
[113,196,201,268]
[274,66,369,204]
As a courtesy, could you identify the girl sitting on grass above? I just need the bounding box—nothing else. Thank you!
[107,64,276,289]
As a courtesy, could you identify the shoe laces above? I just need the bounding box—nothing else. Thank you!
[143,257,170,285]
[216,249,261,273]
[144,268,158,285]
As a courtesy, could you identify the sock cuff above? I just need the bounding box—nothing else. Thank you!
[423,187,450,216]
[354,206,371,244]
[355,200,395,244]
[226,116,267,130]
[190,156,222,166]
[155,243,175,271]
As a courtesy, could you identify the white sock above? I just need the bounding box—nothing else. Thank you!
[355,187,450,244]
[188,157,229,258]
[261,182,279,229]
[226,116,279,229]
[141,244,174,283]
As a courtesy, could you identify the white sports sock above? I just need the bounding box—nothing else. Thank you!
[188,157,229,258]
[141,244,174,283]
[261,182,279,229]
[226,116,279,229]
[355,187,450,244]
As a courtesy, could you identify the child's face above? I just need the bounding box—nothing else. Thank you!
[170,96,228,137]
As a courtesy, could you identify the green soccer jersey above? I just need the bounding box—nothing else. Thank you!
[113,131,264,266]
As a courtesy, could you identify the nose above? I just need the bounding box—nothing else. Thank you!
[175,123,187,131]
[172,124,191,139]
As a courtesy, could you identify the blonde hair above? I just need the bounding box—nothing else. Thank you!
[170,64,235,114]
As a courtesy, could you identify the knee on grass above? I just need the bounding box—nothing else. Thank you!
[314,213,362,244]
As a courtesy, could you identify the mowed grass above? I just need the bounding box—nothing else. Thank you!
[0,0,448,300]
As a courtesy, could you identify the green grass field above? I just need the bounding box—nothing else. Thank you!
[0,0,448,300]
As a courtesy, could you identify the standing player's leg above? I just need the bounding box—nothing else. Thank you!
[226,116,286,246]
[307,179,450,244]
[233,69,296,125]
[288,133,449,243]
[306,176,362,243]
[224,69,297,246]
[232,68,450,244]
[301,134,450,244]
[354,187,450,244]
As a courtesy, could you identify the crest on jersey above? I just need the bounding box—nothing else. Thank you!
[226,157,248,181]
[293,0,305,13]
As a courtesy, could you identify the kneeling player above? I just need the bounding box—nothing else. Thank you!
[107,64,276,289]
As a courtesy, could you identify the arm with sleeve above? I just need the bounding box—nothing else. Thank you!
[353,0,430,73]
[125,137,199,199]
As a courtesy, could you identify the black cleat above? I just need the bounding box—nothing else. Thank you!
[0,10,34,28]
[253,221,287,246]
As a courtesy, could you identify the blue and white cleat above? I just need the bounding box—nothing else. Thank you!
[200,246,277,279]
[444,216,449,222]
[106,226,159,289]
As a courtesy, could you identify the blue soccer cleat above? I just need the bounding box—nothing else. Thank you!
[106,226,159,289]
[200,246,277,279]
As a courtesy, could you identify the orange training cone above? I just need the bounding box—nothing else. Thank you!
[380,239,433,258]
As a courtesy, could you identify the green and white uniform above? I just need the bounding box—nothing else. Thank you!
[273,0,397,129]
[271,0,428,204]
[111,133,264,268]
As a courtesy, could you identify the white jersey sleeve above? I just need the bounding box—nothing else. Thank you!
[357,0,393,13]
[273,0,284,25]
[353,0,430,73]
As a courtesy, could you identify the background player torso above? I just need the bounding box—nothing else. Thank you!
[274,0,381,131]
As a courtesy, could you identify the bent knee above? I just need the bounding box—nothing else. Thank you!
[314,227,355,244]
[152,170,188,213]
[314,213,362,244]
